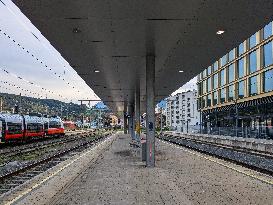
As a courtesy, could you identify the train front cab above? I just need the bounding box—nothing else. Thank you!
[0,114,24,142]
[48,117,65,137]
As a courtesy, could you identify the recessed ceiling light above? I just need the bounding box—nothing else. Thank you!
[216,30,225,35]
[179,70,184,73]
[94,69,100,73]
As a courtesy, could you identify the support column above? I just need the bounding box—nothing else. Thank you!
[129,104,135,141]
[146,55,155,167]
[135,84,141,142]
[124,103,128,134]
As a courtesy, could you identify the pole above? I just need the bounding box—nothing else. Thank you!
[146,55,155,167]
[160,108,163,133]
[135,84,140,142]
[235,99,238,137]
[0,96,3,112]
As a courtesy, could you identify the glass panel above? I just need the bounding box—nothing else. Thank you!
[213,73,218,89]
[203,69,207,78]
[213,61,218,71]
[228,85,234,101]
[213,91,218,105]
[264,41,273,67]
[249,51,257,74]
[238,42,244,56]
[238,58,245,78]
[249,33,256,49]
[238,81,245,99]
[207,94,211,107]
[207,77,211,92]
[264,69,273,92]
[203,80,206,94]
[249,75,258,96]
[220,55,227,67]
[229,49,235,61]
[228,63,235,83]
[220,88,226,103]
[198,83,202,95]
[220,69,225,86]
[202,96,206,108]
[207,66,211,75]
[264,22,272,40]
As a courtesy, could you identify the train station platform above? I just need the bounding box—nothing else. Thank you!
[3,132,273,205]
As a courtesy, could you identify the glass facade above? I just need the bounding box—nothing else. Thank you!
[249,51,257,74]
[264,69,273,92]
[238,58,244,78]
[228,85,234,101]
[228,64,235,83]
[197,20,273,139]
[264,41,273,67]
[238,80,244,99]
[249,33,256,49]
[220,69,225,86]
[249,75,258,96]
[264,22,272,40]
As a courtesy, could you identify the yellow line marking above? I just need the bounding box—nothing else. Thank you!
[4,136,113,205]
[159,139,273,186]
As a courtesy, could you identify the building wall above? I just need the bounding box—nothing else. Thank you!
[166,90,200,132]
[197,21,273,111]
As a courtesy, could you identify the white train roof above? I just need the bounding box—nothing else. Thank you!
[0,113,23,123]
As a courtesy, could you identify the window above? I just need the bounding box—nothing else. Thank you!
[249,75,258,96]
[207,66,211,75]
[264,41,273,67]
[203,69,207,78]
[249,51,257,74]
[213,91,218,105]
[27,123,43,133]
[213,73,218,89]
[220,88,226,103]
[49,121,61,128]
[202,96,206,108]
[207,77,211,92]
[264,69,273,92]
[7,123,22,134]
[220,69,225,86]
[249,33,256,49]
[228,64,235,83]
[213,61,218,71]
[198,83,202,95]
[220,55,227,67]
[238,58,245,78]
[238,42,244,56]
[264,22,272,40]
[207,94,211,107]
[202,80,207,94]
[238,81,245,99]
[229,49,235,61]
[228,85,234,101]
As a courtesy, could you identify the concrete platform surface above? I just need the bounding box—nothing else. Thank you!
[10,133,273,205]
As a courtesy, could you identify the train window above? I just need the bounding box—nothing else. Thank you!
[27,123,43,133]
[7,122,22,134]
[44,122,49,131]
[49,121,61,128]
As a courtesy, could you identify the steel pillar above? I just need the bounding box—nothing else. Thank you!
[135,84,140,142]
[124,103,128,134]
[146,55,155,167]
[129,104,135,140]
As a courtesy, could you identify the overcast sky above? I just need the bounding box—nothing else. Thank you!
[0,0,196,105]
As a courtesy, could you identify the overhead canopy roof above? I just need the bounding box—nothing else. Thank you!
[14,0,273,112]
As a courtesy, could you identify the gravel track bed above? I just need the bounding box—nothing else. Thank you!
[0,133,98,176]
[159,135,273,174]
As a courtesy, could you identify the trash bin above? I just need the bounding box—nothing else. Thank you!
[141,139,146,161]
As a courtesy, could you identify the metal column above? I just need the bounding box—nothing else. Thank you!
[124,103,128,134]
[129,104,135,140]
[135,84,140,142]
[146,55,155,167]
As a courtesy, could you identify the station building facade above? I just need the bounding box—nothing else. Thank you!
[197,21,273,139]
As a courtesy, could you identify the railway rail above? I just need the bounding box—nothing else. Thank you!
[0,131,113,195]
[157,133,273,176]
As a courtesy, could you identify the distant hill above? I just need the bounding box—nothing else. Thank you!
[0,92,87,121]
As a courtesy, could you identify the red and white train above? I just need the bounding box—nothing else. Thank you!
[0,113,65,143]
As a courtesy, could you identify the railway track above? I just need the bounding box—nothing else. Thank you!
[0,131,113,195]
[157,133,273,176]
